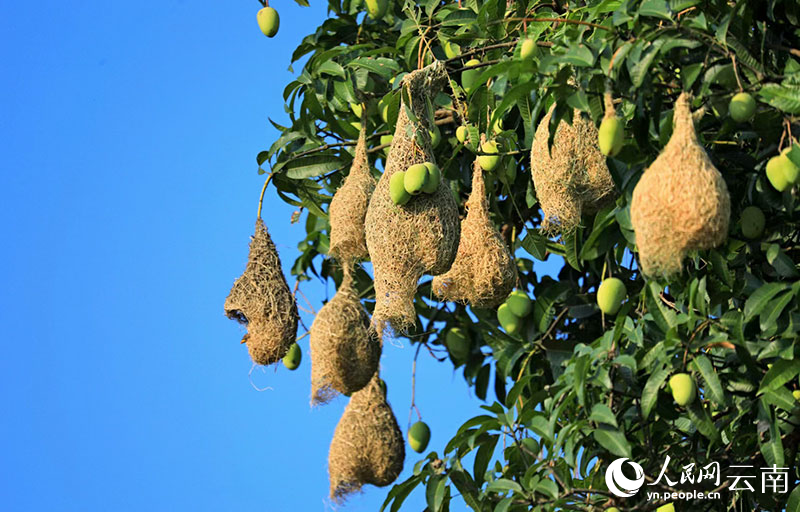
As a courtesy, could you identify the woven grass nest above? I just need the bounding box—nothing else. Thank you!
[630,92,730,278]
[310,264,381,405]
[224,219,298,365]
[432,157,517,308]
[364,61,460,335]
[328,125,376,264]
[328,374,404,503]
[530,104,617,234]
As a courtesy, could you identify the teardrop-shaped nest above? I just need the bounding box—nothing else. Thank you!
[364,61,460,335]
[328,374,405,503]
[630,92,730,278]
[310,265,381,405]
[329,126,376,263]
[432,158,517,308]
[531,105,617,234]
[224,219,299,365]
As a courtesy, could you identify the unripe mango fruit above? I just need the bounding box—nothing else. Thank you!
[497,303,521,335]
[456,126,468,143]
[598,116,624,157]
[408,421,431,453]
[365,0,388,19]
[729,92,756,123]
[283,343,302,370]
[479,140,500,171]
[793,390,800,402]
[607,508,620,512]
[740,206,765,239]
[766,155,794,192]
[597,277,626,315]
[461,59,482,93]
[380,134,394,148]
[390,172,411,205]
[656,503,675,512]
[668,373,696,406]
[422,162,440,194]
[506,290,532,317]
[521,39,536,60]
[257,7,280,38]
[404,164,430,195]
[350,103,363,118]
[445,327,470,361]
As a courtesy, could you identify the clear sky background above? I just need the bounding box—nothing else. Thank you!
[0,2,562,511]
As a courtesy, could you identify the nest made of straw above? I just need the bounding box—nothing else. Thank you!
[328,374,405,502]
[531,104,617,234]
[630,92,730,278]
[224,219,299,365]
[329,125,376,263]
[364,61,460,334]
[432,158,517,308]
[310,265,381,405]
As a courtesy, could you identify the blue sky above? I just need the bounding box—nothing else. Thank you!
[0,2,566,511]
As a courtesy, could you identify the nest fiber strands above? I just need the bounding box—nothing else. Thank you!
[224,219,299,365]
[531,105,616,234]
[328,374,404,502]
[432,158,517,308]
[328,125,376,263]
[630,92,730,278]
[364,61,460,334]
[310,265,380,405]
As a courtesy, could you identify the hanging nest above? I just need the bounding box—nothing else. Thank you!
[310,265,381,405]
[630,92,730,278]
[364,61,460,334]
[530,104,616,234]
[224,219,299,365]
[328,374,405,502]
[328,125,376,263]
[432,156,517,308]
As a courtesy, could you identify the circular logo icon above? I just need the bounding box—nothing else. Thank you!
[605,458,645,498]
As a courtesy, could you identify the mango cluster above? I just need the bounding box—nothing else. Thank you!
[496,290,532,336]
[389,162,441,205]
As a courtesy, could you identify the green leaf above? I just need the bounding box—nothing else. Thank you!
[787,480,800,512]
[760,291,794,335]
[638,0,671,19]
[593,425,632,458]
[426,475,448,512]
[348,57,401,79]
[690,355,727,407]
[318,60,345,78]
[759,83,800,114]
[686,400,721,444]
[283,155,346,179]
[494,497,513,512]
[486,478,523,494]
[560,44,596,67]
[758,359,800,395]
[641,365,669,419]
[745,282,790,323]
[521,231,548,260]
[563,230,582,270]
[590,403,618,427]
[473,436,499,486]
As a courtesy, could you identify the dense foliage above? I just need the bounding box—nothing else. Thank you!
[257,0,800,509]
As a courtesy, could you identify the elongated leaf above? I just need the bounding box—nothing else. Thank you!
[758,359,800,395]
[590,403,618,427]
[690,355,727,407]
[642,365,669,419]
[283,155,346,179]
[593,425,632,458]
[745,283,790,323]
